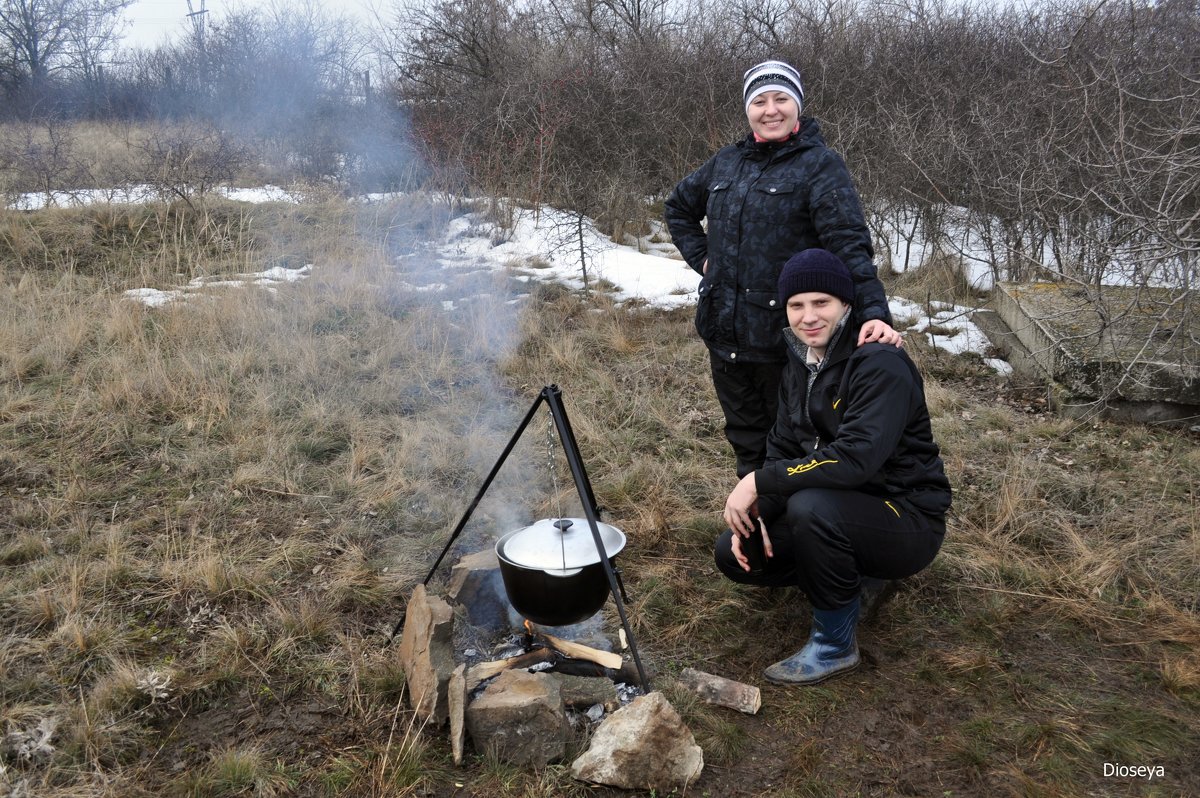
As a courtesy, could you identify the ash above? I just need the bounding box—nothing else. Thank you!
[615,682,643,704]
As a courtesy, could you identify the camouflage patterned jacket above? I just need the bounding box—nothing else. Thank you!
[665,118,891,363]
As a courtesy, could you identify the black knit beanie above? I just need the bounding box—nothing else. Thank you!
[777,249,854,306]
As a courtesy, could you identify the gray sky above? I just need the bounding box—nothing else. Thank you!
[120,0,377,48]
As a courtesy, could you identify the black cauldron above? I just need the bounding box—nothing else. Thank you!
[495,518,626,627]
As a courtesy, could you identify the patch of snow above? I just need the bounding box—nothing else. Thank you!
[10,185,159,210]
[888,297,1003,370]
[986,358,1014,376]
[219,185,301,204]
[428,203,696,310]
[101,190,1005,368]
[123,287,184,307]
[256,265,312,282]
[124,265,312,307]
[8,183,301,210]
[395,281,448,294]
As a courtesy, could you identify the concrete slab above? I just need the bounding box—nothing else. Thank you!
[989,282,1198,421]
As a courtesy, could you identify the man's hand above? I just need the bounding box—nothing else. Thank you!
[723,472,759,538]
[858,318,903,347]
[730,516,775,572]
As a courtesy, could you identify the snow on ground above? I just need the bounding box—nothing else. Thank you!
[432,205,697,310]
[889,297,1011,374]
[432,202,1001,368]
[871,204,1000,290]
[9,185,302,211]
[11,185,998,367]
[868,202,1186,291]
[120,265,312,306]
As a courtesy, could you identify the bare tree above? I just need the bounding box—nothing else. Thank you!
[0,0,131,106]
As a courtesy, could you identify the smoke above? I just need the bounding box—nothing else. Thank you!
[378,195,559,560]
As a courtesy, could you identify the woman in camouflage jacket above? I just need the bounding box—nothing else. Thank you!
[665,60,900,477]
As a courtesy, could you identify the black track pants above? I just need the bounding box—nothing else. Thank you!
[709,351,784,477]
[714,488,944,610]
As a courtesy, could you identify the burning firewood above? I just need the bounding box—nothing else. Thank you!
[466,648,557,691]
[535,630,623,670]
[465,625,627,691]
[546,657,645,685]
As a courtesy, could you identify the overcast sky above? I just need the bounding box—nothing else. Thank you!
[120,0,378,48]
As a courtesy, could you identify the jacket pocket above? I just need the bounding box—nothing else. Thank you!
[741,289,786,352]
[754,181,797,223]
[812,187,858,230]
[706,179,731,222]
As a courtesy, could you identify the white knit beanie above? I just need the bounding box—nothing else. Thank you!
[743,60,804,112]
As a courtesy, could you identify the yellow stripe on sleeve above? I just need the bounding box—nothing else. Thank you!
[786,459,838,476]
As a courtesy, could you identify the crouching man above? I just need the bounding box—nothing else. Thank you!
[717,248,952,685]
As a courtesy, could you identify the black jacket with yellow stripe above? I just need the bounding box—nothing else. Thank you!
[755,323,952,520]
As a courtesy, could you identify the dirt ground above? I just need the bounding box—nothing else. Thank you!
[392,381,1200,798]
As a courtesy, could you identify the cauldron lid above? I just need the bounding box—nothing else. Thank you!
[496,518,626,571]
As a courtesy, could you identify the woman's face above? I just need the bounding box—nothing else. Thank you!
[746,90,799,141]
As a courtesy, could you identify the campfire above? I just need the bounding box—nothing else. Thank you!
[464,621,637,693]
[391,385,651,690]
[391,386,729,790]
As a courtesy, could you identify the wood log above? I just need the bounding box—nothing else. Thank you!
[465,648,556,691]
[678,667,761,715]
[548,657,645,686]
[537,631,624,670]
[448,664,467,765]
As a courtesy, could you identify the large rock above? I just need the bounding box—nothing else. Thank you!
[465,669,567,766]
[397,584,455,725]
[571,692,703,791]
[447,548,521,631]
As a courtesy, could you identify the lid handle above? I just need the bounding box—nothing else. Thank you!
[553,519,573,532]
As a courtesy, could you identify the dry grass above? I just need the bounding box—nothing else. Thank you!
[1,193,1197,796]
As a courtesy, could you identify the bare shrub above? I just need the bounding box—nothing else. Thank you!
[137,124,252,207]
[0,121,90,201]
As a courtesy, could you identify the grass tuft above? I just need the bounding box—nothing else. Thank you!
[184,746,295,798]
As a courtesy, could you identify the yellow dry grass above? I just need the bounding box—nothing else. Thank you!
[0,194,1196,796]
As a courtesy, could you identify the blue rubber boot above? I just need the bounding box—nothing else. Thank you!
[764,597,861,685]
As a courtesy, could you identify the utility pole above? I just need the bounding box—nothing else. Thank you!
[186,0,208,51]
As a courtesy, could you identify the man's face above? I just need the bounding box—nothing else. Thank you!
[786,292,849,356]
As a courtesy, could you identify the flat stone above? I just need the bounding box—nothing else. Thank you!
[465,669,567,766]
[448,548,521,631]
[448,664,466,765]
[397,584,455,725]
[678,668,761,714]
[570,691,703,791]
[546,673,618,709]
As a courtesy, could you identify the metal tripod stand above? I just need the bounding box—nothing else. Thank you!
[390,384,650,690]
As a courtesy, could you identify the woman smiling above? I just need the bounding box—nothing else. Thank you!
[665,60,900,478]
